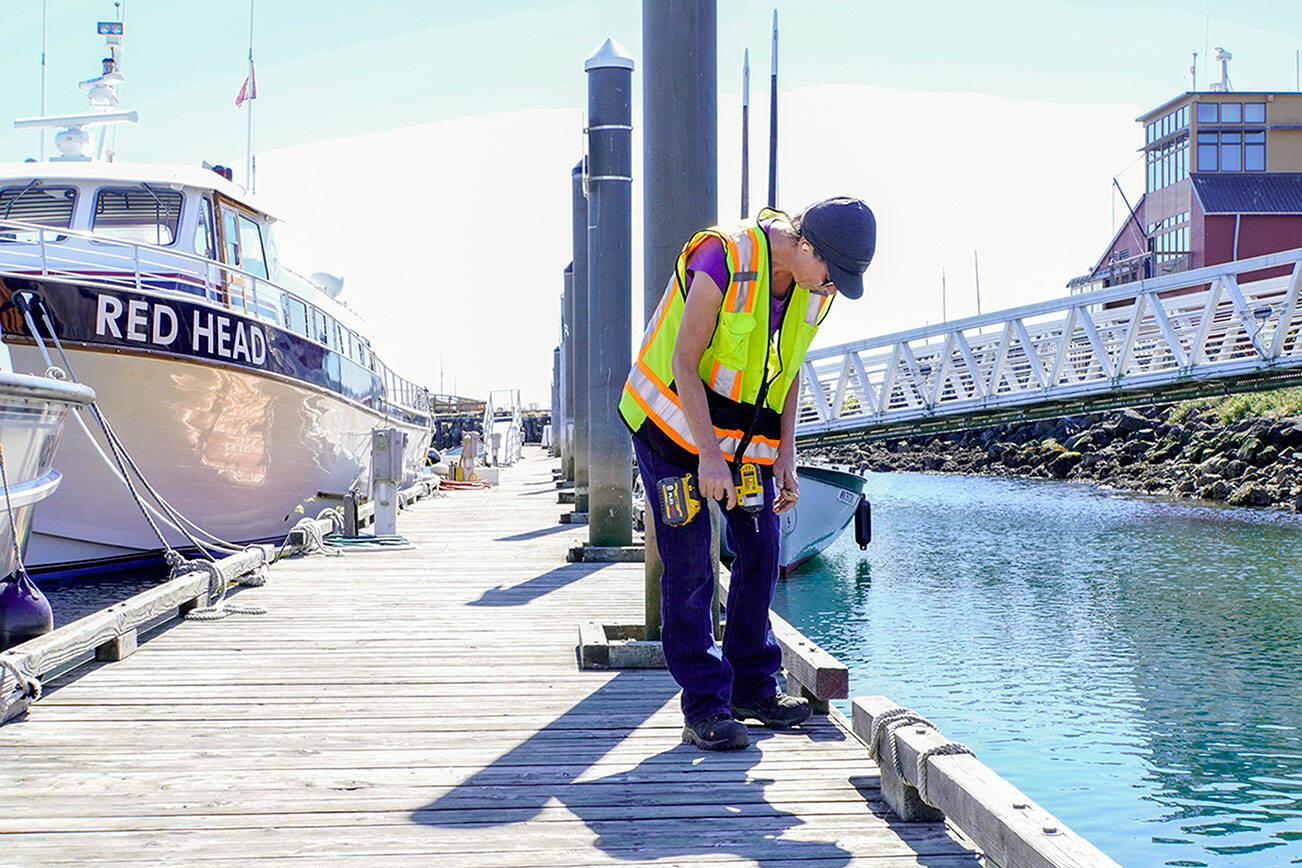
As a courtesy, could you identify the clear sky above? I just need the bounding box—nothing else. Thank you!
[2,1,1300,405]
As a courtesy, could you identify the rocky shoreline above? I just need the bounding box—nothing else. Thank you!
[806,403,1302,511]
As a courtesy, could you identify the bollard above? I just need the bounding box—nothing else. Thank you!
[584,38,634,547]
[561,264,575,480]
[343,489,359,536]
[571,162,590,512]
[550,346,561,457]
[371,427,405,536]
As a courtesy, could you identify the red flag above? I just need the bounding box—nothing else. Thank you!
[236,64,257,108]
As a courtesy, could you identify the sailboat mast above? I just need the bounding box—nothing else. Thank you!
[740,49,749,218]
[766,10,778,209]
[40,0,47,160]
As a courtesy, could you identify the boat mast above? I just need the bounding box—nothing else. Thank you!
[740,49,749,219]
[40,0,47,160]
[246,0,256,193]
[766,10,778,209]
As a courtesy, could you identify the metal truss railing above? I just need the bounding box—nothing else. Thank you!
[797,247,1302,443]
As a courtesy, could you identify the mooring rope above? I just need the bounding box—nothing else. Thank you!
[176,556,268,622]
[914,741,976,808]
[22,294,245,560]
[866,706,936,779]
[276,514,344,560]
[0,656,40,703]
[867,706,977,809]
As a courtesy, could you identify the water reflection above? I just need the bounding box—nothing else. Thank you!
[771,472,1302,867]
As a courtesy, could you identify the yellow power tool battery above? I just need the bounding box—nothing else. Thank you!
[656,473,702,527]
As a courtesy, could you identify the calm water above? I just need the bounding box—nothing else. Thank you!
[38,565,170,628]
[771,472,1302,868]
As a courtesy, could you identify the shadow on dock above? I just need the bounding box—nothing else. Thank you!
[414,671,857,865]
[495,524,576,542]
[467,562,608,607]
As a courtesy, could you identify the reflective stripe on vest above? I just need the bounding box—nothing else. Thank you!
[709,360,742,402]
[724,230,760,315]
[624,362,778,463]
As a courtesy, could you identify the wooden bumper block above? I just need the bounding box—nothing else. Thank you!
[852,695,1120,868]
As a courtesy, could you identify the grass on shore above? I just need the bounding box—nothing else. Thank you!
[1169,387,1302,425]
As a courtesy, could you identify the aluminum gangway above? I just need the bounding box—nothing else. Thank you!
[797,247,1302,444]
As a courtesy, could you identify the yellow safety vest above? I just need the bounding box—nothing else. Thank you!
[619,209,832,465]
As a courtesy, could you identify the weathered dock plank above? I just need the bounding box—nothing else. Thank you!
[0,447,982,866]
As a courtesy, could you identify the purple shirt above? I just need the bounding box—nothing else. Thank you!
[684,221,789,334]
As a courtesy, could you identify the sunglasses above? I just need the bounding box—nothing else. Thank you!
[806,241,835,288]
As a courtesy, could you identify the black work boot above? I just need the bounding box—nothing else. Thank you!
[682,713,750,750]
[731,692,812,729]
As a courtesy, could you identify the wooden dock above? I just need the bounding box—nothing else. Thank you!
[0,447,983,866]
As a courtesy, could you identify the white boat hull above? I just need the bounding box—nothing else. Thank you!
[8,344,429,568]
[779,464,867,574]
[0,372,96,576]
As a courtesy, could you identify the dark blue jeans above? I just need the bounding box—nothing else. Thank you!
[633,434,783,723]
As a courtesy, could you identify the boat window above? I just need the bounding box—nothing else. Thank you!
[261,223,282,282]
[236,214,268,279]
[311,307,330,346]
[1244,102,1266,124]
[221,208,241,266]
[92,187,183,246]
[282,295,308,336]
[193,197,216,258]
[1196,102,1218,124]
[0,185,77,240]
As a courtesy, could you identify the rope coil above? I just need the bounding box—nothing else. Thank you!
[914,741,975,808]
[867,706,936,779]
[0,656,40,703]
[171,555,268,622]
[867,705,977,809]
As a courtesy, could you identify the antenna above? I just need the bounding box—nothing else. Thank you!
[39,0,47,160]
[16,14,138,161]
[766,9,778,209]
[741,49,749,218]
[1211,46,1232,92]
[1190,49,1197,91]
[973,250,982,316]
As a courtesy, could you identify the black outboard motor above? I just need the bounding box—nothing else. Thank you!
[854,496,872,549]
[0,572,53,651]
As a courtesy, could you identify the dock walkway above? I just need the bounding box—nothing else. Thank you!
[0,447,981,866]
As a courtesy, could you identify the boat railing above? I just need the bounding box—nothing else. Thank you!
[0,215,280,323]
[484,388,523,465]
[0,216,434,418]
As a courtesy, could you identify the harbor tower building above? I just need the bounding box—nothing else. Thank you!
[1071,85,1302,292]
